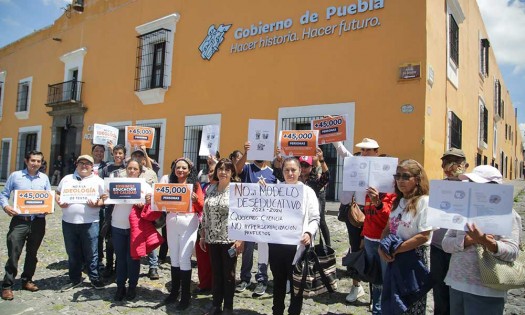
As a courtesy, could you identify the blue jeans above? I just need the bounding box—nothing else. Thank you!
[449,288,504,315]
[240,241,268,284]
[148,249,158,269]
[112,227,140,287]
[62,221,100,282]
[364,239,387,315]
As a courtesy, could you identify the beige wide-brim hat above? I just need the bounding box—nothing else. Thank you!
[355,138,379,149]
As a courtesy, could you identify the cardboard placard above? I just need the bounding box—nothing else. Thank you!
[152,183,193,213]
[104,178,145,204]
[59,181,101,204]
[125,126,155,149]
[93,123,119,146]
[14,190,55,214]
[279,130,318,157]
[311,115,347,144]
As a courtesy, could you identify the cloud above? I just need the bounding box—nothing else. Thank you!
[1,17,20,27]
[41,0,70,8]
[477,0,525,74]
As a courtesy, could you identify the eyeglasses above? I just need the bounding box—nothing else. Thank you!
[77,161,93,167]
[393,173,414,181]
[300,164,311,168]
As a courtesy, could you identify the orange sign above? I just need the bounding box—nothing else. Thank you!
[279,130,318,156]
[311,116,347,144]
[152,184,193,213]
[125,126,155,149]
[14,190,55,214]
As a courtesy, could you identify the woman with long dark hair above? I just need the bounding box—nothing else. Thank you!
[199,158,244,315]
[161,157,204,310]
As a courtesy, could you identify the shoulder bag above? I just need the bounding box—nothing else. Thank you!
[477,244,525,290]
[292,230,338,297]
[348,195,365,228]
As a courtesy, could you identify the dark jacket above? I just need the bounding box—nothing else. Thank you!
[380,234,434,315]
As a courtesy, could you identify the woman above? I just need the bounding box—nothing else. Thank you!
[162,157,204,310]
[110,158,160,301]
[269,157,320,315]
[379,159,433,314]
[229,150,243,166]
[199,158,244,315]
[442,165,522,315]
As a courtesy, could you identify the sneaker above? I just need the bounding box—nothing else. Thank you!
[235,281,249,293]
[253,282,267,296]
[91,279,105,290]
[346,285,365,303]
[148,268,160,280]
[61,279,83,292]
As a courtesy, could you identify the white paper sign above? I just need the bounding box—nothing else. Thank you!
[104,178,146,204]
[59,181,100,204]
[199,125,220,156]
[427,180,514,236]
[93,124,119,146]
[343,156,398,193]
[247,119,276,161]
[228,183,304,245]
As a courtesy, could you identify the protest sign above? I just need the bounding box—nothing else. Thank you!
[93,124,119,146]
[125,126,155,149]
[199,125,220,156]
[247,119,276,161]
[104,178,145,204]
[279,130,318,157]
[59,181,100,204]
[228,183,304,245]
[14,190,55,214]
[152,183,193,213]
[311,115,347,144]
[427,180,514,236]
[343,156,398,193]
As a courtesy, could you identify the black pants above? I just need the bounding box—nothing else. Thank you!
[344,212,363,277]
[268,243,303,315]
[430,245,451,315]
[317,190,331,246]
[209,243,237,309]
[158,225,168,261]
[2,217,46,288]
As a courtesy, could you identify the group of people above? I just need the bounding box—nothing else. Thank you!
[0,135,522,315]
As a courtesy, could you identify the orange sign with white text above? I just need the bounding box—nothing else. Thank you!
[14,190,55,214]
[279,130,318,157]
[125,126,155,149]
[311,116,347,144]
[152,184,193,213]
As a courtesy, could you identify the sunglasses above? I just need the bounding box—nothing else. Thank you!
[300,163,311,168]
[393,173,414,181]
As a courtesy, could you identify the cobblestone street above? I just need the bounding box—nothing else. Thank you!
[0,182,524,314]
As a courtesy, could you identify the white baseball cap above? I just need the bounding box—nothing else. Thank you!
[355,138,379,149]
[458,165,502,184]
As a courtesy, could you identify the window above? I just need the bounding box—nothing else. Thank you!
[478,100,488,149]
[480,38,490,77]
[16,126,41,171]
[183,114,221,177]
[476,153,482,166]
[449,15,459,66]
[134,13,180,105]
[17,82,30,112]
[0,70,5,119]
[505,123,508,140]
[448,111,462,149]
[135,29,170,92]
[494,79,502,118]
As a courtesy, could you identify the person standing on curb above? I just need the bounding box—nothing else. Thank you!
[1,150,51,301]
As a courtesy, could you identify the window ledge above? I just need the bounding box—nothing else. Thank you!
[478,140,488,150]
[14,111,29,120]
[135,88,167,105]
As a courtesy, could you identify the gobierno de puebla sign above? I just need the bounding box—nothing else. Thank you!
[199,0,385,60]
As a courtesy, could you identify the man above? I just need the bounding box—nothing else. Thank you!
[98,144,127,277]
[120,148,160,279]
[56,155,106,291]
[431,148,469,315]
[234,141,277,297]
[1,150,51,301]
[51,155,64,186]
[92,144,108,273]
[333,138,380,303]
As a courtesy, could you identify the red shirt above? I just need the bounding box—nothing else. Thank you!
[361,193,396,240]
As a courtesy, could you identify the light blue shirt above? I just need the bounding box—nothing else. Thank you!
[0,169,52,218]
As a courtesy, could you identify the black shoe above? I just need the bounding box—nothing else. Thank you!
[148,268,159,280]
[164,291,179,304]
[114,286,126,301]
[193,287,211,294]
[204,305,222,315]
[91,279,105,290]
[126,286,136,300]
[60,278,84,292]
[102,267,114,278]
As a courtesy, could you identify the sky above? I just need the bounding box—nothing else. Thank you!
[0,0,524,123]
